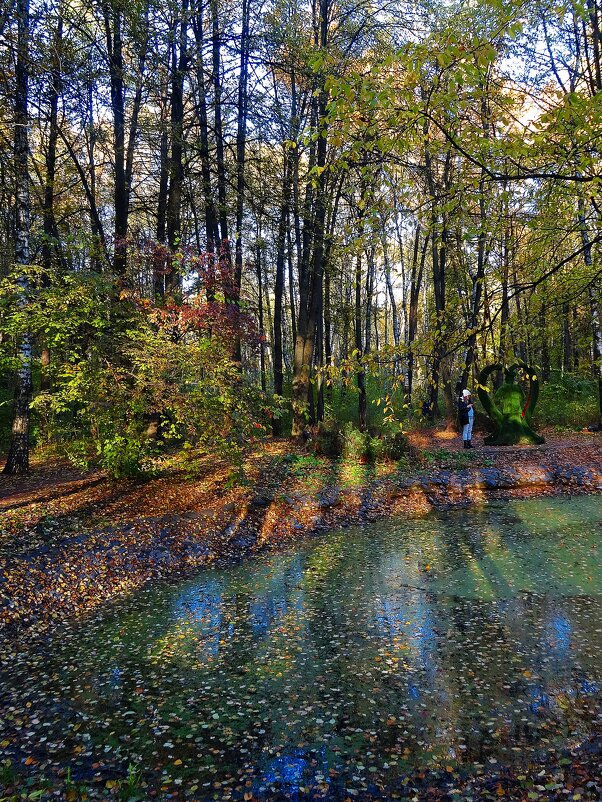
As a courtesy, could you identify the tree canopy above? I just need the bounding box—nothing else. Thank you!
[1,0,601,473]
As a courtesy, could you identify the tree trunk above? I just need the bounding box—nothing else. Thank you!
[539,303,550,381]
[233,0,251,342]
[4,0,32,475]
[192,4,220,283]
[497,216,511,386]
[578,203,602,427]
[382,231,401,379]
[40,11,63,392]
[165,0,189,293]
[407,228,428,403]
[291,0,328,437]
[103,3,128,278]
[154,86,169,297]
[273,152,292,432]
[562,302,572,374]
[424,142,450,420]
[256,241,266,393]
[355,248,366,431]
[211,0,230,267]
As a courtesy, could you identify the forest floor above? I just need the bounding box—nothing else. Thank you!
[2,429,602,801]
[1,427,601,644]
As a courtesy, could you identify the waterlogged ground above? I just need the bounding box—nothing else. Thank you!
[3,496,602,800]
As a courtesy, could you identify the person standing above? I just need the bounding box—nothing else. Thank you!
[458,389,475,448]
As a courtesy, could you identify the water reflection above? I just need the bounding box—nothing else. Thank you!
[3,496,602,798]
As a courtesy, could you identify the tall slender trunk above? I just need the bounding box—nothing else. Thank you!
[165,0,189,293]
[513,266,528,364]
[424,141,450,419]
[42,13,62,276]
[539,303,550,381]
[211,0,230,268]
[287,227,297,347]
[192,2,219,286]
[291,0,328,437]
[355,246,366,431]
[103,2,128,277]
[4,0,32,474]
[406,228,428,403]
[273,152,292,430]
[497,212,511,385]
[321,175,343,410]
[234,0,250,302]
[382,231,401,378]
[456,177,487,395]
[85,75,106,270]
[256,241,266,393]
[578,202,602,427]
[562,302,572,373]
[40,11,63,391]
[154,76,169,297]
[316,286,325,422]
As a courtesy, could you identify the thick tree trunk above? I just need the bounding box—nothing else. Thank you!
[4,0,32,475]
[291,0,328,437]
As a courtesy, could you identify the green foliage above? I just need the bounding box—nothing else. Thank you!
[534,372,599,429]
[98,434,156,479]
[421,447,481,470]
[339,422,409,464]
[0,267,274,475]
[313,419,344,457]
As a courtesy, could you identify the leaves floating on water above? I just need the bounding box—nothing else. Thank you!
[2,496,602,799]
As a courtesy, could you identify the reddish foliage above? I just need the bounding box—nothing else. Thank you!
[128,239,260,345]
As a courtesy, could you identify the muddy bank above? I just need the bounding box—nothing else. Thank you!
[1,441,602,643]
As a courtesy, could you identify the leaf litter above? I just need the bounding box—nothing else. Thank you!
[2,495,602,799]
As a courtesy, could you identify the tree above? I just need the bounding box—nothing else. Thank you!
[4,0,32,474]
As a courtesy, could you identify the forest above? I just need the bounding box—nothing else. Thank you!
[1,0,602,476]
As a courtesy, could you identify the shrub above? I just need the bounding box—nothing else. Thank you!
[98,434,156,479]
[313,419,344,457]
[379,430,409,461]
[534,372,599,429]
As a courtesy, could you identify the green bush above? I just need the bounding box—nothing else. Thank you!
[98,434,156,479]
[534,372,599,429]
[316,421,411,464]
[379,430,409,461]
[341,422,376,462]
[313,419,344,457]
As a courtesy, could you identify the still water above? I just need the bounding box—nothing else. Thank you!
[3,496,602,799]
